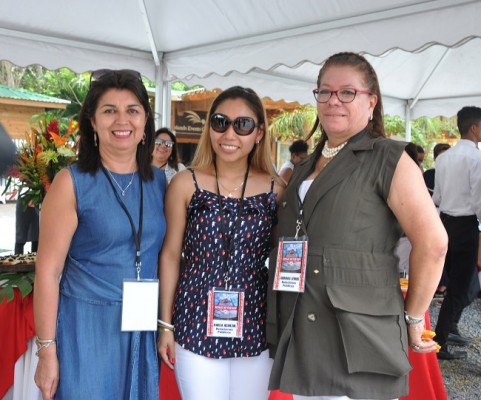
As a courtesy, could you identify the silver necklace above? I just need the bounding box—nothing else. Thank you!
[321,140,348,159]
[106,169,135,196]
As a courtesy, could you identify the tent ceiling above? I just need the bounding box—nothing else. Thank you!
[1,0,481,119]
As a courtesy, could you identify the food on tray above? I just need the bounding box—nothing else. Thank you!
[0,252,37,266]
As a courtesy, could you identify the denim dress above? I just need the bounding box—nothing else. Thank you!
[55,164,166,399]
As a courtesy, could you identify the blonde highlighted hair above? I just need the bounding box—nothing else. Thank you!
[190,86,279,180]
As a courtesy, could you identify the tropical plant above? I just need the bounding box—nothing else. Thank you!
[269,105,318,141]
[6,116,78,207]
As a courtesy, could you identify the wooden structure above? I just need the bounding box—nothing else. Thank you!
[0,85,69,140]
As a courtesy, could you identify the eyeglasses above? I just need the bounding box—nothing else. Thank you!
[313,88,372,103]
[89,69,142,87]
[210,113,259,136]
[155,139,174,148]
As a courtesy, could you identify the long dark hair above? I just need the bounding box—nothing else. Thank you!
[77,70,155,180]
[307,52,385,152]
[155,127,181,170]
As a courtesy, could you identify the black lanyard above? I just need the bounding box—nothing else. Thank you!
[214,161,250,289]
[101,166,144,280]
[294,160,317,238]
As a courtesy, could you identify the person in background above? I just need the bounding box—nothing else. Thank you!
[416,144,425,167]
[433,106,481,360]
[33,69,166,399]
[405,142,422,170]
[152,127,186,184]
[158,86,284,400]
[267,52,447,400]
[424,143,451,298]
[14,199,39,254]
[0,122,17,176]
[278,139,309,183]
[423,143,451,196]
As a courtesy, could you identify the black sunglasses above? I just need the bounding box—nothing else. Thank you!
[89,69,142,86]
[210,113,259,136]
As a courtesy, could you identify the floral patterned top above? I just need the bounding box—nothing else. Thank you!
[173,169,277,358]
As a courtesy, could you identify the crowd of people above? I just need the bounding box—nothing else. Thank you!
[0,52,477,399]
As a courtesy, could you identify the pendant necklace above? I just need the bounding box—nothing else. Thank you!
[218,179,245,198]
[106,169,136,196]
[321,140,348,159]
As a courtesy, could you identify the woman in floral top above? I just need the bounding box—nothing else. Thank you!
[158,86,284,400]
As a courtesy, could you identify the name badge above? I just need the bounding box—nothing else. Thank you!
[121,279,159,331]
[206,287,244,338]
[273,236,308,292]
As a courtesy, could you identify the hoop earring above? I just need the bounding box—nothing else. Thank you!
[94,132,98,147]
[142,134,146,145]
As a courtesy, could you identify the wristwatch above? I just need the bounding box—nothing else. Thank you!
[404,311,424,325]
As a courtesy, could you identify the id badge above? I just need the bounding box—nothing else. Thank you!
[273,236,308,292]
[121,279,159,331]
[206,287,244,338]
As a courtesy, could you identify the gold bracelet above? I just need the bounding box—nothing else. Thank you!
[158,327,174,333]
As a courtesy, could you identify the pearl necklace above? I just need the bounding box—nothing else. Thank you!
[321,140,348,159]
[218,179,245,198]
[106,169,135,196]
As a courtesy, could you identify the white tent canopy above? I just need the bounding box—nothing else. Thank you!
[2,0,481,135]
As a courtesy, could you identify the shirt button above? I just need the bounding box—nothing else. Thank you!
[313,269,319,274]
[307,313,316,322]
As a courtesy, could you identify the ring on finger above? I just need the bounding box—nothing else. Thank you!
[411,344,421,351]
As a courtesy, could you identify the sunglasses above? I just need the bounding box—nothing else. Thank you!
[89,69,142,87]
[210,113,259,136]
[155,139,174,148]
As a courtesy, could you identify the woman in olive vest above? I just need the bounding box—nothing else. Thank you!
[267,52,448,400]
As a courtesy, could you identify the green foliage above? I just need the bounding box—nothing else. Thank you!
[0,272,35,303]
[171,81,203,91]
[19,67,89,120]
[269,105,317,140]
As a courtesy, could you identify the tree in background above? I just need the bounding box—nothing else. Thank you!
[269,106,458,169]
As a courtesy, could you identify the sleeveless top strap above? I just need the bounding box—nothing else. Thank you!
[188,168,200,191]
[270,177,275,193]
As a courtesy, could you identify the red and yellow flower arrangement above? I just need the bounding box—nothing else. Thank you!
[9,117,79,207]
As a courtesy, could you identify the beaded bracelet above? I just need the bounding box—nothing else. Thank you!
[35,337,57,356]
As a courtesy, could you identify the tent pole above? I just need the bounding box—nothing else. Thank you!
[162,80,172,129]
[154,66,163,130]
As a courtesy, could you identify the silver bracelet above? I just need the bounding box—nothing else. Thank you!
[157,319,174,329]
[35,337,57,356]
[404,311,424,325]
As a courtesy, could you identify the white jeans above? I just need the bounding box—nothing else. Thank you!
[174,343,272,400]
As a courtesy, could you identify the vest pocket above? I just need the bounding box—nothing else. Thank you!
[326,285,411,377]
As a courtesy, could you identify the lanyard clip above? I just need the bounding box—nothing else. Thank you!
[294,218,302,239]
[136,261,141,281]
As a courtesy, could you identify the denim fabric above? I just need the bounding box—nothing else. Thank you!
[55,165,166,399]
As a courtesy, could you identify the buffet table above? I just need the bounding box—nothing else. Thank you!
[1,289,446,400]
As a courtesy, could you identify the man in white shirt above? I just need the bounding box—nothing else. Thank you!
[433,106,481,360]
[278,140,309,183]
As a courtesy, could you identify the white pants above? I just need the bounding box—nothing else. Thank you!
[174,343,272,400]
